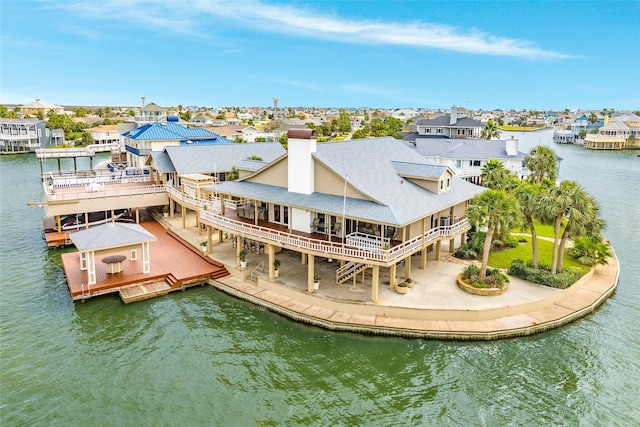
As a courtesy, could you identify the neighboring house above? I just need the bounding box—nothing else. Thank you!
[134,102,168,126]
[50,129,65,146]
[121,118,235,168]
[0,118,51,152]
[191,115,213,126]
[194,130,484,302]
[85,124,121,145]
[206,124,276,142]
[411,137,530,184]
[19,99,65,116]
[147,142,286,185]
[584,114,640,150]
[413,106,483,139]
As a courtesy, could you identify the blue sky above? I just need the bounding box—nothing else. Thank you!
[1,0,639,110]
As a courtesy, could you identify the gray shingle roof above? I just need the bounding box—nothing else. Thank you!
[164,142,285,174]
[70,223,157,251]
[214,137,484,226]
[149,151,175,173]
[391,161,447,179]
[416,116,483,128]
[414,138,527,160]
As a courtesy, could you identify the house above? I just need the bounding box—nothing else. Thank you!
[193,130,484,303]
[0,117,51,152]
[19,99,65,116]
[134,102,168,125]
[147,142,286,186]
[413,106,483,140]
[85,124,121,145]
[411,137,530,184]
[584,114,640,150]
[121,118,234,168]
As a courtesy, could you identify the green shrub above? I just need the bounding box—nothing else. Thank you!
[509,260,582,289]
[460,264,507,288]
[454,245,478,260]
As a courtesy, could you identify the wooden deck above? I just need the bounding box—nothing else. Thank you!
[61,220,228,302]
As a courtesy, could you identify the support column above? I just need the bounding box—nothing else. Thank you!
[182,205,186,229]
[56,215,61,233]
[217,229,223,245]
[135,208,140,224]
[87,251,96,285]
[301,253,307,265]
[371,265,379,303]
[449,238,455,253]
[84,212,89,229]
[196,210,201,236]
[307,255,315,293]
[170,200,175,218]
[237,236,244,266]
[268,244,276,279]
[141,242,151,273]
[404,255,411,280]
[206,226,212,254]
[80,251,87,270]
[111,209,115,222]
[435,240,442,261]
[389,263,397,289]
[421,247,427,270]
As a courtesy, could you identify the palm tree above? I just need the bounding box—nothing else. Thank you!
[557,193,605,272]
[481,119,501,140]
[514,182,545,269]
[525,145,557,185]
[539,180,598,274]
[466,189,521,279]
[480,159,517,190]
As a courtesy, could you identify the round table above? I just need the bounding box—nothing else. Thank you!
[102,255,126,274]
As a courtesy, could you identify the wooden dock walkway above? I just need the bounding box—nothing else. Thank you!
[61,220,228,303]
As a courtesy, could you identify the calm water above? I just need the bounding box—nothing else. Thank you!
[1,132,639,426]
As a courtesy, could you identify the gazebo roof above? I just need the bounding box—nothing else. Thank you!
[70,223,157,251]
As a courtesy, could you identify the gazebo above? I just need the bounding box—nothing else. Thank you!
[70,222,157,286]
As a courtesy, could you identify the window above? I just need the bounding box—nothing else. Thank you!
[46,129,50,137]
[455,160,462,168]
[440,181,443,190]
[437,128,442,134]
[446,178,450,188]
[470,160,481,167]
[37,129,42,137]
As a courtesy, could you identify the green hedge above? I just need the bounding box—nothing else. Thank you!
[508,259,582,289]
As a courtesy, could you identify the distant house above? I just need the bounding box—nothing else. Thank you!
[413,106,483,140]
[0,118,51,152]
[584,114,640,150]
[85,124,120,145]
[411,137,530,184]
[134,102,168,126]
[19,99,64,117]
[121,119,235,167]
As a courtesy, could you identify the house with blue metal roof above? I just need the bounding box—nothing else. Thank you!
[122,119,235,168]
[189,129,485,303]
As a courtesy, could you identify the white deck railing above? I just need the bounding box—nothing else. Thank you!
[200,210,470,264]
[46,184,167,202]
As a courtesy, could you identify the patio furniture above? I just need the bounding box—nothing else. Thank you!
[102,254,126,274]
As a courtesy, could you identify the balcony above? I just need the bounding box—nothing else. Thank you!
[199,207,469,266]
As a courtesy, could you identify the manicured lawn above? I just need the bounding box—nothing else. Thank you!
[512,221,559,238]
[499,125,546,131]
[488,236,590,275]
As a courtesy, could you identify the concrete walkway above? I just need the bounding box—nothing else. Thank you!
[159,212,619,340]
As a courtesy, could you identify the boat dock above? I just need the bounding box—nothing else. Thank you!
[61,220,229,303]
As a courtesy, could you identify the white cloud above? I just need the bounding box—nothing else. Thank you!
[53,0,573,59]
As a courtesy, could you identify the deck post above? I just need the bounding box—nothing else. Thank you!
[308,255,315,292]
[237,236,244,266]
[141,242,151,273]
[87,251,96,285]
[389,263,397,289]
[56,215,61,233]
[84,212,89,229]
[268,244,275,279]
[301,253,307,265]
[404,255,411,280]
[371,265,379,303]
[435,240,442,261]
[421,247,427,270]
[449,238,455,253]
[80,251,87,270]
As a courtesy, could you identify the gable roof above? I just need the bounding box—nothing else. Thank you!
[416,115,483,128]
[414,138,526,160]
[391,161,449,180]
[163,142,285,174]
[149,151,175,173]
[214,137,484,226]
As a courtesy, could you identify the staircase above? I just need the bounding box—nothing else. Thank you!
[336,262,369,284]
